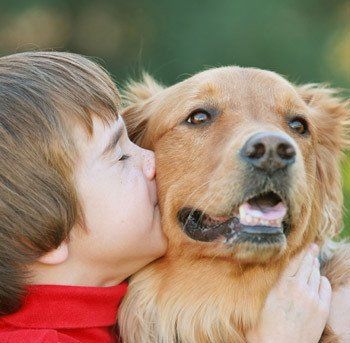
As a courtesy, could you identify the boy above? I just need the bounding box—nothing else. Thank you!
[0,51,167,342]
[0,51,340,342]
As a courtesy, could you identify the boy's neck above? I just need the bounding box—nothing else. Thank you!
[30,257,130,287]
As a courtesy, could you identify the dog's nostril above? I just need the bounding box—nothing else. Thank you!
[277,143,295,160]
[246,143,265,159]
[240,132,296,172]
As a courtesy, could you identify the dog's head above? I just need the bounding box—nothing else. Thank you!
[122,67,350,264]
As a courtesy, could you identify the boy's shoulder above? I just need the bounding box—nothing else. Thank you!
[0,282,127,343]
[0,321,79,342]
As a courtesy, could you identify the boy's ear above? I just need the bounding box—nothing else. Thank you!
[38,241,69,265]
[122,73,164,147]
[297,84,350,239]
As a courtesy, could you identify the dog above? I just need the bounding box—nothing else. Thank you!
[119,66,350,342]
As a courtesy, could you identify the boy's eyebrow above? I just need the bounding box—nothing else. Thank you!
[101,124,124,157]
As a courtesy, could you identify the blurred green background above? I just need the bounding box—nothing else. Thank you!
[1,0,350,235]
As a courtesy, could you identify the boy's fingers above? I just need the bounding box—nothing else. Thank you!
[282,244,319,278]
[307,258,321,292]
[295,251,316,283]
[319,276,332,309]
[282,250,308,278]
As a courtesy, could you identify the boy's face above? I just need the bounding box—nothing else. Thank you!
[70,116,167,282]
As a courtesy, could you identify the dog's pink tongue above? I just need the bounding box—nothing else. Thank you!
[239,202,287,220]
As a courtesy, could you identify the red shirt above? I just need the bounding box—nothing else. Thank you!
[0,282,128,342]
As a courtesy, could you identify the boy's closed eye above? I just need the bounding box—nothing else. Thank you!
[119,154,130,161]
[100,119,132,163]
[101,119,126,158]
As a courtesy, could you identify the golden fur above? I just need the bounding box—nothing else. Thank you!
[119,67,350,342]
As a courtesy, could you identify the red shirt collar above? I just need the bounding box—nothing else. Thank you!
[1,282,128,329]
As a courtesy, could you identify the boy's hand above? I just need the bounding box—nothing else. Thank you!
[246,244,332,343]
[328,283,350,342]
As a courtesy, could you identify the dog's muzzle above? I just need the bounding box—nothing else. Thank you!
[178,191,290,246]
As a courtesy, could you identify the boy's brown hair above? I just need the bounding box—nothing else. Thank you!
[0,51,120,314]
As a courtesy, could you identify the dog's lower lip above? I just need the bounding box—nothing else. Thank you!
[178,207,288,243]
[240,226,283,235]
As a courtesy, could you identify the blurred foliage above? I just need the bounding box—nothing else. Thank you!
[1,0,350,235]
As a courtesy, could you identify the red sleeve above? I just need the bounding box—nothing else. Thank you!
[0,329,81,343]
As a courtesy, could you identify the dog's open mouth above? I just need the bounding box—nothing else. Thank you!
[178,191,290,245]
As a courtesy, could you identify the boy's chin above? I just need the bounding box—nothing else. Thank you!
[126,206,166,278]
[130,243,167,277]
[147,206,168,259]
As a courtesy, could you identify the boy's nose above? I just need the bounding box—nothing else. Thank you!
[142,149,156,180]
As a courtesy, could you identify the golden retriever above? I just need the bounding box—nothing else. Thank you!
[119,67,350,342]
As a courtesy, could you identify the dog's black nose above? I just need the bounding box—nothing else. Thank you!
[240,132,296,172]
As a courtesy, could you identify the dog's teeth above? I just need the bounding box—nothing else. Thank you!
[239,206,246,219]
[239,208,284,228]
[251,217,259,226]
[246,215,253,224]
[269,219,282,227]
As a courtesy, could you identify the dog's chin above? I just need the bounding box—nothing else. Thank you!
[177,191,291,263]
[231,237,287,263]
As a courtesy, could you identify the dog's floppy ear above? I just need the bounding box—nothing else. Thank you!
[298,84,350,151]
[298,84,350,239]
[122,73,164,146]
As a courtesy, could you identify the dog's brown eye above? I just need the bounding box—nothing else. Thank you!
[288,117,308,135]
[187,110,212,125]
